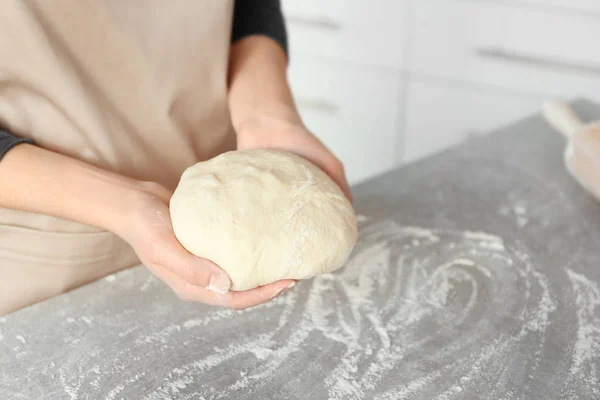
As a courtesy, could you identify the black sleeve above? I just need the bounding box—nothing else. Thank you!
[231,0,288,55]
[0,129,33,161]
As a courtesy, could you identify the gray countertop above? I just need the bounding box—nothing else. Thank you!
[2,100,600,400]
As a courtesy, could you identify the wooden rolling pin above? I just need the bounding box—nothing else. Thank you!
[543,100,600,200]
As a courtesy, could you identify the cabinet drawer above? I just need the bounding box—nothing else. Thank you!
[404,79,543,163]
[288,59,402,183]
[512,0,600,13]
[411,0,600,99]
[282,0,407,68]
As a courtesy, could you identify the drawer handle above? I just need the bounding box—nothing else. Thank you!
[285,15,342,31]
[296,98,340,115]
[474,47,600,77]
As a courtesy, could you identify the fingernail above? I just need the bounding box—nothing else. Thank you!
[271,287,285,299]
[207,274,231,294]
[271,281,296,299]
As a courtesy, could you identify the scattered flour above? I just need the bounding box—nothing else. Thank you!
[139,219,565,399]
[498,200,529,227]
[565,269,600,394]
[5,217,595,399]
[105,372,146,400]
[249,346,274,360]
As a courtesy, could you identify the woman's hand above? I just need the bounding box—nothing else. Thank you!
[120,182,295,310]
[0,144,292,310]
[237,121,353,202]
[228,36,352,202]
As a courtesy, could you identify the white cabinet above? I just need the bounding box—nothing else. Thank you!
[288,59,403,183]
[282,0,408,68]
[404,80,544,162]
[511,0,600,13]
[282,0,600,174]
[411,0,600,100]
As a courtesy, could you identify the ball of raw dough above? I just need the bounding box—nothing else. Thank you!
[170,149,358,291]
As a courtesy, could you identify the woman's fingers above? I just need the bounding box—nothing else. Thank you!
[132,183,298,308]
[220,280,296,309]
[148,263,294,309]
[312,155,353,203]
[131,195,231,293]
[149,234,231,293]
[330,168,353,203]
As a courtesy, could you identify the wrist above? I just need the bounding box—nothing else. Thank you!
[0,144,155,238]
[93,181,147,238]
[108,180,173,242]
[55,160,149,238]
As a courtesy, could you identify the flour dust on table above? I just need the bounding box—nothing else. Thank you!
[1,215,599,399]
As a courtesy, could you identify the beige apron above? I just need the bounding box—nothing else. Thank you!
[0,0,236,315]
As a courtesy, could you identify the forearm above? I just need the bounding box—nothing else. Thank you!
[0,144,142,235]
[228,36,301,134]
